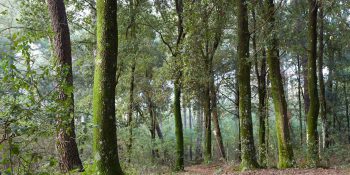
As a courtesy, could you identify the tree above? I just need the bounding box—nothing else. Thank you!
[306,0,319,167]
[252,2,267,167]
[264,0,294,169]
[237,0,259,170]
[47,0,83,172]
[92,0,123,174]
[318,0,328,151]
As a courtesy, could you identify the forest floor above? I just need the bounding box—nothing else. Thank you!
[177,163,350,175]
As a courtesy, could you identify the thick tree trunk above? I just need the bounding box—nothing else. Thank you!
[173,0,185,170]
[306,0,319,167]
[237,0,259,170]
[92,0,123,174]
[47,0,83,172]
[264,0,294,168]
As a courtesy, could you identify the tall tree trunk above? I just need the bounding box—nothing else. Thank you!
[345,83,350,144]
[235,66,241,162]
[189,104,193,161]
[252,5,267,166]
[203,79,212,162]
[237,0,259,170]
[297,55,303,145]
[306,0,319,167]
[326,47,334,147]
[211,77,226,161]
[302,57,310,115]
[126,0,137,162]
[183,96,187,129]
[195,104,203,161]
[92,0,123,174]
[47,0,83,172]
[148,95,158,159]
[173,0,185,170]
[126,58,136,162]
[264,0,294,168]
[257,50,267,167]
[318,1,327,151]
[174,76,184,170]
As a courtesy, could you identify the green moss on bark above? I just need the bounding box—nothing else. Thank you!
[93,0,123,174]
[264,0,294,169]
[237,0,259,171]
[174,77,184,171]
[306,0,319,168]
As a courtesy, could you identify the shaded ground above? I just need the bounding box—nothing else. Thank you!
[179,164,350,175]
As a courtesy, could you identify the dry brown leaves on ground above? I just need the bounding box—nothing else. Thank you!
[179,164,350,175]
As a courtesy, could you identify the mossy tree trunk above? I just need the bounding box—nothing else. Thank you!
[306,0,319,167]
[47,0,83,172]
[237,0,259,170]
[264,0,294,169]
[93,0,123,174]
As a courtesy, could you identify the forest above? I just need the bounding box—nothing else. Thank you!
[0,0,349,174]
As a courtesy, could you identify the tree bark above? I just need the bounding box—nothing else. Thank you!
[252,5,267,167]
[203,79,212,162]
[126,58,136,162]
[47,0,83,172]
[318,1,327,151]
[189,104,193,160]
[264,0,294,168]
[237,0,259,170]
[92,0,123,174]
[344,83,350,144]
[211,77,226,161]
[297,55,303,145]
[174,76,184,170]
[306,0,319,167]
[195,104,203,161]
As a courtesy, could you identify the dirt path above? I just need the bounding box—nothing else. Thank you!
[179,164,350,175]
